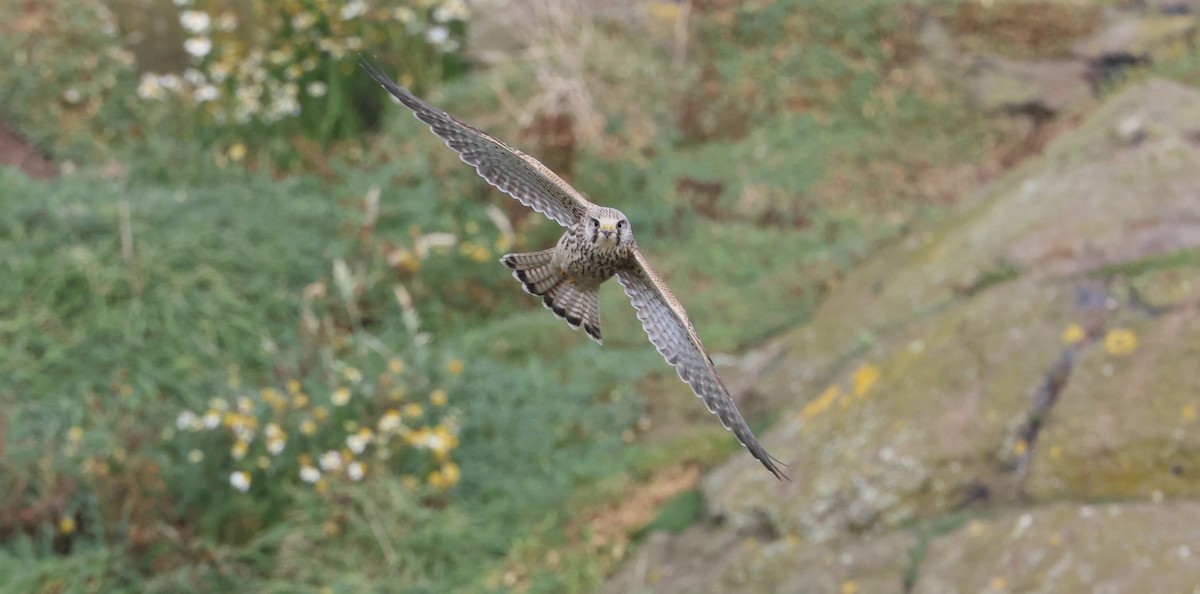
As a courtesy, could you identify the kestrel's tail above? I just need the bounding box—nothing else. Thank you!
[501,250,602,344]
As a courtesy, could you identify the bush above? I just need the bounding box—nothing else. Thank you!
[0,0,140,162]
[133,0,470,159]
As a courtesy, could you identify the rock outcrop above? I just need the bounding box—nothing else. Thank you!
[605,79,1200,593]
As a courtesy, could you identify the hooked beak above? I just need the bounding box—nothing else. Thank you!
[600,224,616,239]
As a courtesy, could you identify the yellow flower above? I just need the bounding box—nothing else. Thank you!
[292,393,310,408]
[851,363,880,398]
[388,358,405,375]
[59,516,77,535]
[441,461,461,486]
[1061,323,1086,345]
[389,388,407,401]
[430,389,448,407]
[256,455,271,469]
[315,478,330,494]
[342,367,363,384]
[300,419,317,435]
[332,387,351,406]
[67,426,84,443]
[287,379,302,394]
[1104,328,1137,356]
[446,359,464,376]
[228,143,247,161]
[404,403,424,418]
[841,581,858,594]
[262,387,287,410]
[187,449,205,463]
[265,423,285,441]
[231,440,249,460]
[313,406,330,422]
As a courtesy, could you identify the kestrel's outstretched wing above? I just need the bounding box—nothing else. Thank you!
[618,250,789,481]
[361,59,593,227]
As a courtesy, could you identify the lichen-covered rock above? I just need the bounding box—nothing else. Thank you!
[912,502,1200,594]
[1072,13,1198,62]
[605,78,1200,594]
[1024,286,1200,500]
[603,526,915,594]
[703,79,1200,538]
[963,55,1094,116]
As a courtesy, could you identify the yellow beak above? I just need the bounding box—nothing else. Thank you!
[600,224,616,233]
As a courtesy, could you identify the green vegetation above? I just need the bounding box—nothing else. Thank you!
[10,0,1199,591]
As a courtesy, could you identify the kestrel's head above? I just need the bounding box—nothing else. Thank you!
[585,207,631,250]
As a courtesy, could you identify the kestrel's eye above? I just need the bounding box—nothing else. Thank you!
[592,218,600,227]
[616,220,625,229]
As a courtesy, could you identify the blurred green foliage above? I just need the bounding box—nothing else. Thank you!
[9,0,1196,591]
[0,0,140,163]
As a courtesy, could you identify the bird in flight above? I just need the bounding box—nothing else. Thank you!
[363,59,787,480]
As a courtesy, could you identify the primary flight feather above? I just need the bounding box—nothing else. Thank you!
[363,59,788,481]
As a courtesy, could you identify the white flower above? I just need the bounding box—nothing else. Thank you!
[62,88,82,104]
[209,62,229,82]
[202,410,221,429]
[172,0,190,6]
[319,450,342,471]
[425,25,449,46]
[347,434,368,454]
[183,68,206,85]
[419,432,445,451]
[392,7,415,24]
[137,73,164,100]
[176,410,198,430]
[186,449,205,463]
[300,465,321,483]
[347,462,365,481]
[214,12,238,32]
[184,37,212,58]
[266,438,286,455]
[340,0,366,20]
[291,13,315,31]
[194,84,219,102]
[179,10,211,34]
[377,410,401,432]
[331,387,351,407]
[230,471,251,492]
[306,81,327,98]
[434,0,469,22]
[158,73,182,91]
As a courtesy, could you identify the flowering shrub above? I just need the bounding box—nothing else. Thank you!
[137,0,470,151]
[172,351,466,501]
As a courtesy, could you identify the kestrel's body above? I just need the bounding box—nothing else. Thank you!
[363,59,788,481]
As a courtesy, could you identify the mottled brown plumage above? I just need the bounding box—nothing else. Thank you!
[363,58,787,481]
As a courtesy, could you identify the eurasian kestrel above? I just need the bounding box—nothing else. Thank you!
[363,60,787,480]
